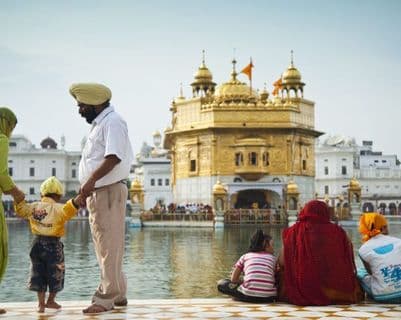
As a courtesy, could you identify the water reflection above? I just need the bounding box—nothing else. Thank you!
[1,220,400,302]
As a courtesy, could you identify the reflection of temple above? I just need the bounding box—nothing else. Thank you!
[164,53,322,209]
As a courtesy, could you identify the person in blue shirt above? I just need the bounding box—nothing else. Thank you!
[358,212,401,303]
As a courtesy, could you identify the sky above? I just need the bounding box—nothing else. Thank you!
[1,0,401,157]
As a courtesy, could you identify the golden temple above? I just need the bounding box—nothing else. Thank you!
[164,52,322,209]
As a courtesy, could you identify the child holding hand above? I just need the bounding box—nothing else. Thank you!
[14,176,81,313]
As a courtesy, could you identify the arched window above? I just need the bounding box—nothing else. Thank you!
[188,151,196,172]
[362,202,374,212]
[235,152,243,166]
[249,152,258,166]
[262,152,269,166]
[389,203,396,215]
[289,197,297,210]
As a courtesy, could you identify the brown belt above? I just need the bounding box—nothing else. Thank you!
[94,180,126,191]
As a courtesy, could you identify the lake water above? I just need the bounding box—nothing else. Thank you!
[1,220,400,302]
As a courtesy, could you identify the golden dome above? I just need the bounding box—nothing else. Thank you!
[130,179,143,191]
[214,59,257,102]
[152,130,161,137]
[190,51,216,96]
[287,180,299,194]
[349,177,360,188]
[260,83,269,101]
[282,63,302,85]
[282,51,303,85]
[215,78,256,98]
[213,180,227,194]
[193,62,213,81]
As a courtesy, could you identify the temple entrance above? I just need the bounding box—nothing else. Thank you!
[233,189,281,209]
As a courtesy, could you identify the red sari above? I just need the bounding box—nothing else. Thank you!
[281,200,362,306]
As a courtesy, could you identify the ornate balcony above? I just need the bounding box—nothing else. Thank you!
[234,166,269,181]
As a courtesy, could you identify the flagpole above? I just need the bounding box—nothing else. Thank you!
[249,57,252,95]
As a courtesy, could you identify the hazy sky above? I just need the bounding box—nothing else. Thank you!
[1,0,400,157]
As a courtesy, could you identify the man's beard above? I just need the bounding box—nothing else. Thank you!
[81,108,98,124]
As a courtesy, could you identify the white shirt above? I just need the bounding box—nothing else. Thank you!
[79,105,133,188]
[359,234,401,298]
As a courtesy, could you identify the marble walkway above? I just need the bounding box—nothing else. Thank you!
[1,298,401,319]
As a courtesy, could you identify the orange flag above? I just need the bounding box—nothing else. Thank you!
[240,59,254,81]
[272,77,282,96]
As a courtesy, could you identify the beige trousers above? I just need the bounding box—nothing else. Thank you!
[87,182,127,310]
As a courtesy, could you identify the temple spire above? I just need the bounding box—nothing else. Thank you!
[179,82,184,98]
[231,55,237,81]
[290,49,294,67]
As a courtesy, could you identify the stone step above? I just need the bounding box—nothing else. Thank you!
[1,298,401,319]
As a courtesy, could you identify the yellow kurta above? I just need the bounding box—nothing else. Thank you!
[15,197,78,237]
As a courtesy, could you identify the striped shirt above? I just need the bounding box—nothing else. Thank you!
[235,252,277,297]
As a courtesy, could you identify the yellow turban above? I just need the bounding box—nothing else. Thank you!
[40,176,64,196]
[359,212,388,242]
[69,83,112,105]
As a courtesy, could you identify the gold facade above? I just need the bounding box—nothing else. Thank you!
[164,54,322,201]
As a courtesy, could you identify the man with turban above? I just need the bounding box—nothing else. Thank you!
[0,107,25,314]
[358,212,401,303]
[69,83,133,314]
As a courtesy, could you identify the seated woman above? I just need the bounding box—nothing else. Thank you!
[217,229,277,303]
[358,213,401,303]
[278,200,362,306]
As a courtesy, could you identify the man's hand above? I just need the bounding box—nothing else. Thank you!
[80,177,96,200]
[78,155,120,206]
[72,194,84,208]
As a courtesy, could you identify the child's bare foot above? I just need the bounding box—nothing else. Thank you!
[37,304,45,313]
[46,301,61,309]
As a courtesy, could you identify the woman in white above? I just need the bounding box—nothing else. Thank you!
[358,213,401,303]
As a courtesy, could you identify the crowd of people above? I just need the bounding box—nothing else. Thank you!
[218,200,401,305]
[149,202,213,215]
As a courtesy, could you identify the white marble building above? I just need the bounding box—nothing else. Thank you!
[3,135,81,206]
[131,131,173,210]
[315,135,401,214]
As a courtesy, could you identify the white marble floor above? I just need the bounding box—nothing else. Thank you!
[1,298,401,319]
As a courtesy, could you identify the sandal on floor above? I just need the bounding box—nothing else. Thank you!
[82,304,112,315]
[114,298,128,307]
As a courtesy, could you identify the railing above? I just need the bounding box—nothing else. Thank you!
[141,211,214,222]
[224,209,285,225]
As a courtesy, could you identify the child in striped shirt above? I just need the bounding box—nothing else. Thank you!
[217,229,277,303]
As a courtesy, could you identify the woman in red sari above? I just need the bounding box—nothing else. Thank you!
[278,200,362,305]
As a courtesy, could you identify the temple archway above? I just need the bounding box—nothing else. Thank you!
[233,189,281,209]
[362,202,374,212]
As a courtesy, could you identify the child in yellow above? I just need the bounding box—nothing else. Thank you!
[14,176,81,313]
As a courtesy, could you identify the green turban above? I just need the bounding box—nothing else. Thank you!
[0,107,17,138]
